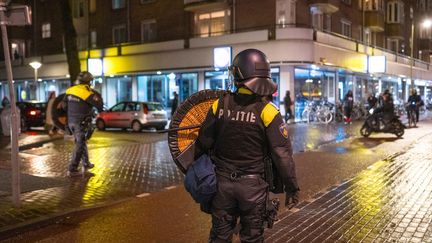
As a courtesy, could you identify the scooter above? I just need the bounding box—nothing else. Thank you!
[360,109,405,138]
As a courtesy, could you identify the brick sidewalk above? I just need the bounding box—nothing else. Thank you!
[265,134,432,242]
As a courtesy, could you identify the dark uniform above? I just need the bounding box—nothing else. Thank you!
[197,49,299,242]
[65,72,103,175]
[407,90,422,122]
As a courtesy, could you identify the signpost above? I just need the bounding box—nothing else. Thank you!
[0,0,31,207]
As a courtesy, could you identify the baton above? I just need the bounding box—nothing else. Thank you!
[158,124,201,133]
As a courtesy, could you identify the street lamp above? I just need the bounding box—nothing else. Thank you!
[29,61,41,83]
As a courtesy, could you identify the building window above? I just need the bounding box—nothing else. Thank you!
[341,20,351,37]
[90,0,96,13]
[42,23,51,38]
[276,0,296,28]
[141,19,156,43]
[420,25,432,39]
[112,0,125,9]
[312,13,323,30]
[140,0,155,3]
[324,14,331,31]
[112,25,126,44]
[387,38,399,52]
[387,1,404,23]
[90,31,97,48]
[73,0,85,18]
[194,10,230,37]
[342,0,351,5]
[365,0,383,11]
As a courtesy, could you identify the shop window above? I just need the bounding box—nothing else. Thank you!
[107,77,132,108]
[112,25,126,44]
[387,1,404,23]
[42,23,51,39]
[112,0,125,9]
[137,75,168,108]
[194,9,230,37]
[141,19,157,43]
[205,71,230,90]
[341,20,351,37]
[324,14,331,32]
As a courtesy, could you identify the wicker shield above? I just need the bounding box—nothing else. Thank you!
[52,93,67,131]
[168,89,227,174]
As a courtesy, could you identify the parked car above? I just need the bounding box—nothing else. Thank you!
[16,101,47,131]
[96,101,168,132]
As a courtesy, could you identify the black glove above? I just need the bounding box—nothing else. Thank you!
[285,190,299,209]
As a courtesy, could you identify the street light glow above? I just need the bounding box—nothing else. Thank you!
[422,19,432,28]
[29,61,42,70]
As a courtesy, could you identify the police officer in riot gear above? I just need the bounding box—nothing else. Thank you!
[197,49,299,242]
[65,71,103,176]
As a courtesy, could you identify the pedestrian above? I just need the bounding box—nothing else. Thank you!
[283,90,293,123]
[197,49,299,242]
[367,93,378,110]
[171,91,178,117]
[13,50,19,60]
[1,96,10,108]
[64,71,103,176]
[45,92,57,135]
[343,90,354,124]
[407,89,423,122]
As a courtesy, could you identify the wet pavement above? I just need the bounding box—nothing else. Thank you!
[265,134,432,242]
[0,116,431,241]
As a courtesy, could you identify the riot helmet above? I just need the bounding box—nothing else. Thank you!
[229,49,277,96]
[76,71,94,85]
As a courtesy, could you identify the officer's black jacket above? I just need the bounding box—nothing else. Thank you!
[197,88,299,193]
[408,95,422,106]
[65,84,103,123]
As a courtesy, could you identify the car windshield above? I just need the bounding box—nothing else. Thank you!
[146,103,164,111]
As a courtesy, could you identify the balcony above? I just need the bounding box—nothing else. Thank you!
[386,23,405,38]
[184,0,229,12]
[308,0,339,14]
[365,11,385,32]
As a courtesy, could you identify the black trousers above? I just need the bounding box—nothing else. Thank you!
[69,122,90,171]
[209,175,268,243]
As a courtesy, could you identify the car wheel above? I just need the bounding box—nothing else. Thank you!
[132,120,142,132]
[96,119,105,131]
[21,118,28,132]
[156,125,166,131]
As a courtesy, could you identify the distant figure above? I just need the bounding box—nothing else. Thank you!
[13,50,19,60]
[367,93,378,110]
[45,92,57,135]
[171,91,178,117]
[1,96,10,108]
[283,90,293,123]
[343,90,354,124]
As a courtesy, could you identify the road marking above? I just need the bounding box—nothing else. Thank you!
[165,186,177,190]
[136,193,150,198]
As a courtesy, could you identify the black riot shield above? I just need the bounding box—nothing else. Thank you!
[168,89,227,174]
[51,93,67,131]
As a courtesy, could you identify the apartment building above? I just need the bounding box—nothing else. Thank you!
[0,0,431,118]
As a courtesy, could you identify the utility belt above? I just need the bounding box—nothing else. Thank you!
[215,169,264,181]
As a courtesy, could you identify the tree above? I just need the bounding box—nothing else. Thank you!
[59,0,80,85]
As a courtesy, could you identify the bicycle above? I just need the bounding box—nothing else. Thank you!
[406,104,417,127]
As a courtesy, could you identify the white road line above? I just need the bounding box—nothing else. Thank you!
[165,186,177,190]
[136,193,150,198]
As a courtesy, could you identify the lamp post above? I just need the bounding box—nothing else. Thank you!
[410,14,432,90]
[29,61,41,100]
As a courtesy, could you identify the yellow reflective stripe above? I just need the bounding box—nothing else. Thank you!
[261,103,279,127]
[237,87,253,95]
[212,99,219,115]
[66,84,93,101]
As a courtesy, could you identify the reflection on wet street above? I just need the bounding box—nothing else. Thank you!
[266,134,432,242]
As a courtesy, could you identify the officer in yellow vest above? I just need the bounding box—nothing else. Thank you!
[65,71,103,176]
[197,49,299,242]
